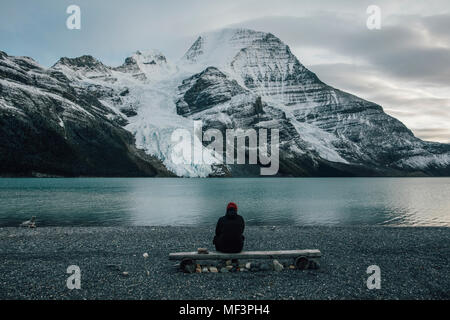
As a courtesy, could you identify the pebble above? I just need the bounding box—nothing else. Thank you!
[202,267,209,273]
[143,253,149,258]
[183,264,196,274]
[273,259,284,272]
[209,267,218,273]
[260,263,272,271]
[220,267,229,273]
[250,262,260,272]
[106,264,121,271]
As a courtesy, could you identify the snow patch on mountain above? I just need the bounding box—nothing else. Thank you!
[283,108,348,163]
[400,154,450,169]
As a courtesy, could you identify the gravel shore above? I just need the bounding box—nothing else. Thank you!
[0,226,449,300]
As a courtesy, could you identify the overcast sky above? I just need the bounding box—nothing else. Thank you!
[1,0,449,143]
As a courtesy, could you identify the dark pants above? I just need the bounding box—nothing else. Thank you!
[214,235,244,253]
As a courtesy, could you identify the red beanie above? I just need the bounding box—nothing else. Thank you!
[227,202,238,211]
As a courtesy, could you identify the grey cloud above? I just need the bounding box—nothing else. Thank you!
[422,14,450,43]
[412,129,450,143]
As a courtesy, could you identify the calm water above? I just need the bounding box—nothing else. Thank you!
[0,178,449,227]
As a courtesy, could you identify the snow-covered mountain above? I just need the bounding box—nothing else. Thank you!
[1,28,449,177]
[0,51,172,177]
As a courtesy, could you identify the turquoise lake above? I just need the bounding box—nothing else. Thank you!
[0,178,449,227]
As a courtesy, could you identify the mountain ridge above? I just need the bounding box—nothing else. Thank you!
[1,28,449,177]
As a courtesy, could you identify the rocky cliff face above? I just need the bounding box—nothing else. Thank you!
[1,28,449,177]
[0,51,172,177]
[178,28,450,176]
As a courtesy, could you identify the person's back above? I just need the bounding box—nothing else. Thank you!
[213,202,245,253]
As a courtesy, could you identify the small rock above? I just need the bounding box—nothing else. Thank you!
[183,263,196,274]
[240,268,248,272]
[225,260,232,266]
[245,262,252,269]
[273,259,284,272]
[289,265,296,270]
[209,267,218,273]
[143,253,149,258]
[196,267,202,273]
[202,267,209,273]
[121,272,129,277]
[220,267,229,273]
[226,265,233,271]
[20,216,36,228]
[260,263,272,271]
[106,264,121,271]
[250,262,260,271]
[197,248,209,254]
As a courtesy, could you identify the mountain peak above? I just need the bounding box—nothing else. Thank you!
[129,50,167,65]
[51,55,113,80]
[180,28,298,83]
[0,50,8,59]
[115,50,175,80]
[53,55,106,69]
[182,28,271,66]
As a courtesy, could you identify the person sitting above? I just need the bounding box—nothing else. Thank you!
[213,202,245,253]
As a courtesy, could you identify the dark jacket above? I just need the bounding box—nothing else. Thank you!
[213,209,245,253]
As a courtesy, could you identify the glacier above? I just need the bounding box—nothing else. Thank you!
[1,28,449,177]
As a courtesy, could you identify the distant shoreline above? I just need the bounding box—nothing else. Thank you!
[0,226,449,300]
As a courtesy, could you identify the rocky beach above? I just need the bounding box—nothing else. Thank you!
[0,226,448,300]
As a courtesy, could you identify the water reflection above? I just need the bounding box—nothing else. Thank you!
[0,178,449,227]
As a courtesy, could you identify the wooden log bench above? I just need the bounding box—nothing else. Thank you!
[169,249,322,272]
